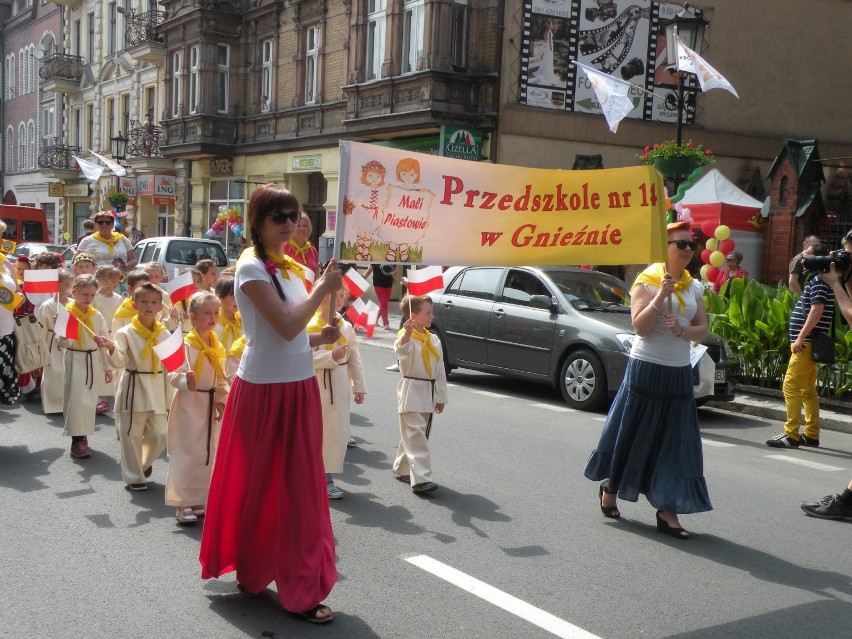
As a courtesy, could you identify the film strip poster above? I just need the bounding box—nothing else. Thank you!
[521,0,697,124]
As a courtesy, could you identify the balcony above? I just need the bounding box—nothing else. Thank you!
[38,51,84,95]
[49,0,81,6]
[125,10,166,63]
[37,144,81,180]
[125,123,174,171]
[159,112,238,160]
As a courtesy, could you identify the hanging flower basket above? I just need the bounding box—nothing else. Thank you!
[638,140,714,179]
[106,190,131,211]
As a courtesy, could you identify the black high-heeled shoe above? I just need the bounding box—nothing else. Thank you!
[655,510,689,539]
[599,482,620,519]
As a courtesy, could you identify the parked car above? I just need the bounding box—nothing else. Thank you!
[13,242,67,261]
[430,266,736,412]
[133,237,229,278]
[61,244,77,268]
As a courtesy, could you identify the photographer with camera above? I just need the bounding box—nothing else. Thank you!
[767,243,835,449]
[788,235,821,295]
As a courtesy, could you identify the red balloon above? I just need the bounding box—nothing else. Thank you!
[706,266,720,282]
[700,249,712,264]
[701,221,716,237]
[719,238,736,254]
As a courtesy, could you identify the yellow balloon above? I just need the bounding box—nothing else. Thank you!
[705,238,717,251]
[709,250,725,267]
[714,225,731,241]
[700,264,710,281]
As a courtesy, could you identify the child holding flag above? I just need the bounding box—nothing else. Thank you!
[141,262,177,329]
[213,277,243,352]
[166,291,230,525]
[38,269,73,414]
[392,294,448,493]
[100,283,172,490]
[94,265,126,414]
[57,275,113,459]
[310,288,367,499]
[111,270,152,334]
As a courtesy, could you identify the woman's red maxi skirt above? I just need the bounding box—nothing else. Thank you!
[199,376,337,612]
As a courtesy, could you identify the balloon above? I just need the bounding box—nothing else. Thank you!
[114,221,121,230]
[665,197,672,210]
[233,224,243,235]
[709,250,725,267]
[700,249,712,264]
[700,264,710,281]
[681,207,691,217]
[701,221,716,237]
[219,205,227,213]
[706,266,720,283]
[205,229,215,238]
[63,232,71,242]
[714,225,731,241]
[673,202,684,214]
[680,210,692,223]
[706,238,717,251]
[719,238,736,254]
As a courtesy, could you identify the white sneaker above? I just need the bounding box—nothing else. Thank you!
[386,363,400,372]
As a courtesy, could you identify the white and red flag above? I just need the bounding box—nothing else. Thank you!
[152,327,186,373]
[344,297,368,327]
[54,306,80,341]
[304,269,316,293]
[163,271,195,304]
[23,269,59,294]
[365,301,380,338]
[405,265,445,295]
[342,267,370,300]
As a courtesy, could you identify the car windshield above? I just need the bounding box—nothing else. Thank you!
[542,269,631,312]
[165,240,228,267]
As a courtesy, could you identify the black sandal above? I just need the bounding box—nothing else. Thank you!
[296,604,334,624]
[656,511,690,539]
[599,482,620,519]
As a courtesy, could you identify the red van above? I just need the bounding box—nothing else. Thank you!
[0,205,50,249]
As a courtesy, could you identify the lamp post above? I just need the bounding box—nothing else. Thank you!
[109,132,129,212]
[661,4,709,146]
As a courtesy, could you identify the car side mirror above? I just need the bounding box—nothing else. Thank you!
[530,294,555,311]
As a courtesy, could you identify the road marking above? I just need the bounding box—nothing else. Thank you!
[764,455,844,471]
[406,555,601,639]
[529,403,576,413]
[472,390,510,399]
[701,439,736,448]
[592,416,606,422]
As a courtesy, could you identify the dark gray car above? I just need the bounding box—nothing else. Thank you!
[430,266,736,412]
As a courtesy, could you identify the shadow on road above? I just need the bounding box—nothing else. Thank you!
[0,444,64,493]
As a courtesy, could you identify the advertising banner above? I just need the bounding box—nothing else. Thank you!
[336,141,666,266]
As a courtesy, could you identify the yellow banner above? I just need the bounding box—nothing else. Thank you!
[336,141,667,266]
[0,283,24,312]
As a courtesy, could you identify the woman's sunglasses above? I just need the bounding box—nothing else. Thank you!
[668,239,698,251]
[269,210,301,225]
[95,219,115,226]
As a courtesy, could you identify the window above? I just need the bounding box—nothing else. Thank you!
[87,12,95,61]
[73,19,81,57]
[208,180,244,257]
[19,49,26,95]
[73,107,81,148]
[366,0,386,81]
[216,45,229,113]
[501,270,550,307]
[261,40,273,111]
[18,123,27,172]
[28,121,35,169]
[85,103,94,151]
[8,55,15,99]
[120,0,131,50]
[402,0,425,74]
[171,51,182,116]
[156,205,174,237]
[41,105,56,145]
[165,240,228,267]
[145,85,156,121]
[105,97,116,142]
[108,2,117,55]
[451,268,502,300]
[121,93,130,133]
[305,26,320,104]
[189,46,199,114]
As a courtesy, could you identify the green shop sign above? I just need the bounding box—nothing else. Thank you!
[440,125,482,161]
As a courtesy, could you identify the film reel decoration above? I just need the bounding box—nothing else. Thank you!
[579,5,651,74]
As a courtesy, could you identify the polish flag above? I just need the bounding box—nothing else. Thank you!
[342,267,370,300]
[365,300,380,338]
[163,271,195,304]
[345,297,368,326]
[54,306,80,341]
[152,327,186,373]
[24,269,60,294]
[406,265,444,295]
[303,269,316,293]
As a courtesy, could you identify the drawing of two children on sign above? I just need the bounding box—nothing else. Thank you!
[343,157,435,262]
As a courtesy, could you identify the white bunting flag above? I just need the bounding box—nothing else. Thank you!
[573,62,636,133]
[73,155,104,182]
[676,37,739,98]
[89,149,127,177]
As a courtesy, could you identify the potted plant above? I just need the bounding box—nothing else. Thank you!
[105,190,131,211]
[638,140,714,179]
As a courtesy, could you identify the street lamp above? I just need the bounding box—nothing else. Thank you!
[110,132,128,163]
[661,4,709,146]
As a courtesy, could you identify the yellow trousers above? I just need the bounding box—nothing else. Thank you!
[782,343,820,440]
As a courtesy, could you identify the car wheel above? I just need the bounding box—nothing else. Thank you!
[559,349,607,411]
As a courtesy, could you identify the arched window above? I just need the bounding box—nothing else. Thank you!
[9,54,15,99]
[28,121,36,169]
[6,126,14,172]
[18,123,26,171]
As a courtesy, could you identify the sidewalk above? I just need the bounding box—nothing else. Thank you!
[362,310,852,436]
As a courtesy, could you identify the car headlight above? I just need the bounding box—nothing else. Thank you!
[615,333,635,352]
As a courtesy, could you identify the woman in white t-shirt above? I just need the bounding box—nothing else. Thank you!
[585,221,713,539]
[199,184,342,625]
[76,212,137,271]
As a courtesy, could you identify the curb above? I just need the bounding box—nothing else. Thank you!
[705,396,852,436]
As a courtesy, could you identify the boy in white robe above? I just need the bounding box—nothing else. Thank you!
[38,270,73,415]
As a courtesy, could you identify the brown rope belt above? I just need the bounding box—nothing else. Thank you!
[403,375,436,439]
[194,387,216,465]
[123,370,160,435]
[67,348,96,390]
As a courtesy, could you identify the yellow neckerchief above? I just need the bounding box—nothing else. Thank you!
[90,231,126,254]
[306,308,347,350]
[65,301,96,346]
[218,308,243,348]
[238,247,306,284]
[113,296,137,320]
[633,263,693,312]
[185,328,226,382]
[288,239,313,264]
[228,334,246,360]
[130,316,166,375]
[410,327,441,377]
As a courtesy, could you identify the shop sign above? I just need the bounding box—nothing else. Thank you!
[137,175,154,195]
[155,175,176,195]
[291,154,323,171]
[48,183,64,197]
[440,125,482,161]
[373,137,440,156]
[118,176,136,196]
[153,197,176,206]
[209,158,233,177]
[65,184,89,197]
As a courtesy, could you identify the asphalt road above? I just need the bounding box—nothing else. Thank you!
[2,340,851,639]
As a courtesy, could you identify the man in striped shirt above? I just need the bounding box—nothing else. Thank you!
[767,244,835,449]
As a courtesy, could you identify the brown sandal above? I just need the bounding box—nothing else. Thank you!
[296,604,333,624]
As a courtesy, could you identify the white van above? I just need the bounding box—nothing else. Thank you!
[133,237,229,278]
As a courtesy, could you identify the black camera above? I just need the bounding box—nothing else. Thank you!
[802,249,852,273]
[585,1,617,22]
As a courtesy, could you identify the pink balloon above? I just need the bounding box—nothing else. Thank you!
[706,266,720,282]
[674,202,684,213]
[700,249,712,264]
[701,221,716,237]
[680,211,692,223]
[719,238,736,254]
[682,207,691,217]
